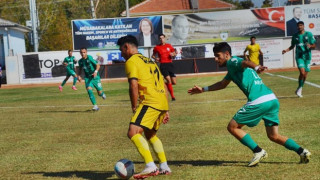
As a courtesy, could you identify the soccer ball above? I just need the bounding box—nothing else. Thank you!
[114,159,135,179]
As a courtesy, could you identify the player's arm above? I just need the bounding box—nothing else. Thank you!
[243,48,248,60]
[242,60,267,74]
[93,64,100,78]
[151,49,160,62]
[77,66,82,82]
[259,49,263,56]
[188,79,231,95]
[162,81,170,124]
[283,37,295,54]
[129,79,139,113]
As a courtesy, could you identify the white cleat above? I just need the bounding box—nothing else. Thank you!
[92,105,99,111]
[159,167,171,175]
[102,93,106,100]
[133,166,159,179]
[300,149,311,164]
[248,149,268,167]
[295,87,303,98]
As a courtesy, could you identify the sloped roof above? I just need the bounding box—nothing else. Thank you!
[121,0,235,16]
[0,18,31,33]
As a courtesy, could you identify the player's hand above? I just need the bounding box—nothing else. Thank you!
[162,111,170,124]
[282,50,287,54]
[256,66,268,74]
[188,85,203,95]
[92,71,97,78]
[306,43,311,49]
[132,106,137,113]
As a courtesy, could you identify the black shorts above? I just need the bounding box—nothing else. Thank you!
[160,63,176,77]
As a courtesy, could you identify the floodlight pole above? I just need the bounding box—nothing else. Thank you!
[29,0,39,52]
[90,0,96,19]
[125,0,130,17]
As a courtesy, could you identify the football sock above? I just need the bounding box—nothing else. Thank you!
[298,79,304,88]
[284,138,302,154]
[160,162,169,170]
[61,80,67,86]
[166,83,175,98]
[131,134,154,164]
[149,135,167,164]
[98,92,105,97]
[87,89,96,105]
[73,77,77,86]
[240,134,259,152]
[253,146,262,153]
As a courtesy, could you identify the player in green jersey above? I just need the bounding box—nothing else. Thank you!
[77,47,106,111]
[188,42,311,167]
[283,21,316,97]
[59,50,79,92]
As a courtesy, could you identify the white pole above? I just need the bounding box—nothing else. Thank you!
[125,0,130,17]
[30,0,39,52]
[90,0,96,19]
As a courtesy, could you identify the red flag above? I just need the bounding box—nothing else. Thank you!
[252,7,285,31]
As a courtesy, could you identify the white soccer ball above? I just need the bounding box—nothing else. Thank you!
[114,159,135,179]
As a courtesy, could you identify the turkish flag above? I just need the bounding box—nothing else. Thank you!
[251,7,285,31]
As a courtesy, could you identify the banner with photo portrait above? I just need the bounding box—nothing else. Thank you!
[285,4,320,37]
[163,7,285,45]
[72,16,162,50]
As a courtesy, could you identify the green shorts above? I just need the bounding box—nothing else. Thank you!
[85,76,103,91]
[66,69,76,76]
[233,99,280,127]
[296,58,311,72]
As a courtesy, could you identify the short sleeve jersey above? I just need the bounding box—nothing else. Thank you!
[224,56,273,102]
[78,55,98,78]
[125,54,169,111]
[245,43,261,65]
[153,43,175,63]
[291,31,316,60]
[63,56,76,70]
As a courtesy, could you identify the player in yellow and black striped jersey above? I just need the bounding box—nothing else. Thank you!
[117,35,171,179]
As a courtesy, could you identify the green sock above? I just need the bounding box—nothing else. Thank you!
[61,80,67,86]
[73,77,77,86]
[298,79,304,88]
[284,138,301,152]
[98,92,105,97]
[87,89,96,105]
[240,134,258,151]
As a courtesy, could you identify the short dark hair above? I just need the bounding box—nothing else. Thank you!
[117,35,138,47]
[80,47,87,51]
[250,36,256,40]
[68,49,72,53]
[159,33,165,38]
[213,42,232,55]
[297,21,304,26]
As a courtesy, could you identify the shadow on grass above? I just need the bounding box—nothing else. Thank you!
[24,171,115,180]
[38,110,93,113]
[166,160,296,167]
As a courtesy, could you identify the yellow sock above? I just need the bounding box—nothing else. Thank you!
[149,136,167,163]
[131,134,154,164]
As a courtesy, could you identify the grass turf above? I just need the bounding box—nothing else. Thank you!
[0,69,319,179]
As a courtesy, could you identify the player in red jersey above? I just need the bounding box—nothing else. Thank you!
[152,34,177,101]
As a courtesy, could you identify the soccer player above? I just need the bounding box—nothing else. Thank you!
[152,34,177,101]
[283,21,316,97]
[243,36,263,65]
[117,35,171,179]
[77,47,106,111]
[188,42,311,167]
[59,50,79,92]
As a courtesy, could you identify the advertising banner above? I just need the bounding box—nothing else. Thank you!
[285,4,320,36]
[163,7,285,45]
[72,16,162,50]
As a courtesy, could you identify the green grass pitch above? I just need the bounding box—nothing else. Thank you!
[0,70,319,179]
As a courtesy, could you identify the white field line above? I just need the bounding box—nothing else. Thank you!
[1,94,320,109]
[265,72,320,88]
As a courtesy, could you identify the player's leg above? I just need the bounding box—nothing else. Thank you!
[171,76,177,85]
[59,75,70,92]
[129,105,159,179]
[263,100,311,163]
[85,78,98,110]
[93,76,106,100]
[145,111,171,175]
[71,71,78,90]
[160,64,175,100]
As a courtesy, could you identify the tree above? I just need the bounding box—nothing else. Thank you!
[239,0,254,9]
[262,0,273,8]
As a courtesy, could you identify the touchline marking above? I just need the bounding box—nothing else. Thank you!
[1,94,320,109]
[265,72,320,88]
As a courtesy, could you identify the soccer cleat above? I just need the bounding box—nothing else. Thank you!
[172,97,176,101]
[92,105,99,111]
[72,86,77,91]
[159,167,171,175]
[295,87,303,98]
[59,86,63,92]
[299,149,311,164]
[133,167,159,179]
[248,149,268,167]
[102,93,106,100]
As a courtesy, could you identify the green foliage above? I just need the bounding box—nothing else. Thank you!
[240,0,254,9]
[262,0,273,8]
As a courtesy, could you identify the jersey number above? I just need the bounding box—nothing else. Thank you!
[150,67,160,86]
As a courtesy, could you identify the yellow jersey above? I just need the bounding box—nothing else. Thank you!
[125,54,169,111]
[245,43,261,65]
